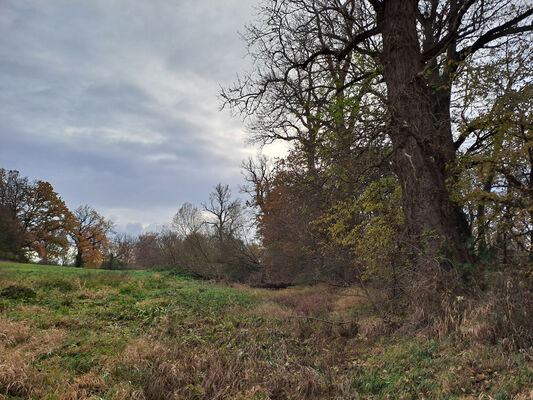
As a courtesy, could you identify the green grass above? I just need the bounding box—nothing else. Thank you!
[0,261,531,399]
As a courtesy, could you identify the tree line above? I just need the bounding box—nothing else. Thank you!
[0,171,260,280]
[106,184,261,281]
[0,168,113,268]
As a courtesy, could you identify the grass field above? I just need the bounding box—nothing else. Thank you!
[0,261,532,399]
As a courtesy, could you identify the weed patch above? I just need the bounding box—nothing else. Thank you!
[36,277,75,293]
[0,285,36,300]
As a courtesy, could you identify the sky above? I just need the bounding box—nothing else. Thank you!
[0,0,282,235]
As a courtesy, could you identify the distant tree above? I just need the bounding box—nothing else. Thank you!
[0,205,26,261]
[104,233,137,269]
[21,181,74,264]
[158,227,183,269]
[0,169,73,263]
[172,202,205,239]
[134,232,162,269]
[0,169,30,261]
[240,155,274,225]
[0,169,29,217]
[203,184,244,241]
[70,205,114,268]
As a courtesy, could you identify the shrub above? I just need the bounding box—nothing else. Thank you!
[0,285,36,300]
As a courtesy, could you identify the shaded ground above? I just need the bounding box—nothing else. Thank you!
[0,261,531,399]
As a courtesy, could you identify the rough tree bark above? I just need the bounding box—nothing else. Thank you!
[378,0,471,268]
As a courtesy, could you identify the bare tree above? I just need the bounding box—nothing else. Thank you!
[104,233,137,269]
[172,202,205,239]
[203,183,244,241]
[134,232,162,269]
[223,0,533,312]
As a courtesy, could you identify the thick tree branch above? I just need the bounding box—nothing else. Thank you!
[457,7,533,61]
[292,27,380,72]
[421,0,477,62]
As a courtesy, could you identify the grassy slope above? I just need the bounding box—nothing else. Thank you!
[0,261,531,399]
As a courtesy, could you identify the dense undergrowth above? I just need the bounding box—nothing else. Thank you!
[0,261,532,399]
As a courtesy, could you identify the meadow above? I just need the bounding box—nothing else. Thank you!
[0,261,532,399]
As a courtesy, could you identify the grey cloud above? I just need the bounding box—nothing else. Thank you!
[0,0,256,228]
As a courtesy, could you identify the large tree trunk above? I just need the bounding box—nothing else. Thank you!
[377,0,471,314]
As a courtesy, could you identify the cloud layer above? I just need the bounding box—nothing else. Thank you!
[0,0,259,233]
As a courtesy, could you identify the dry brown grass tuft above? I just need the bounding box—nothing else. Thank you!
[76,290,105,300]
[143,351,247,400]
[121,338,171,369]
[0,349,41,397]
[514,389,533,400]
[358,316,388,339]
[0,319,67,397]
[15,304,48,314]
[76,287,119,300]
[249,302,293,318]
[107,384,146,400]
[0,318,31,346]
[332,288,367,312]
[437,275,533,349]
[142,345,333,400]
[272,291,338,315]
[58,373,106,400]
[32,328,66,349]
[458,302,496,344]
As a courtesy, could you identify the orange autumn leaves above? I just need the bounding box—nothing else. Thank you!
[1,169,113,268]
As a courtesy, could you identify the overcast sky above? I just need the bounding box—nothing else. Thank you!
[0,0,280,235]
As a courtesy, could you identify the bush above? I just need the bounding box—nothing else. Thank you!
[0,285,36,300]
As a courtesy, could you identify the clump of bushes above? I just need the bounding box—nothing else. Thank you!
[0,285,36,300]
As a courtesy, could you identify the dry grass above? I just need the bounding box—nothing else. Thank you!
[332,288,367,312]
[358,316,388,338]
[248,302,293,318]
[142,345,335,400]
[0,350,40,397]
[76,288,119,300]
[1,263,531,399]
[59,372,106,400]
[431,274,533,349]
[0,325,65,398]
[0,318,31,346]
[14,304,48,314]
[121,338,171,369]
[271,290,338,315]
